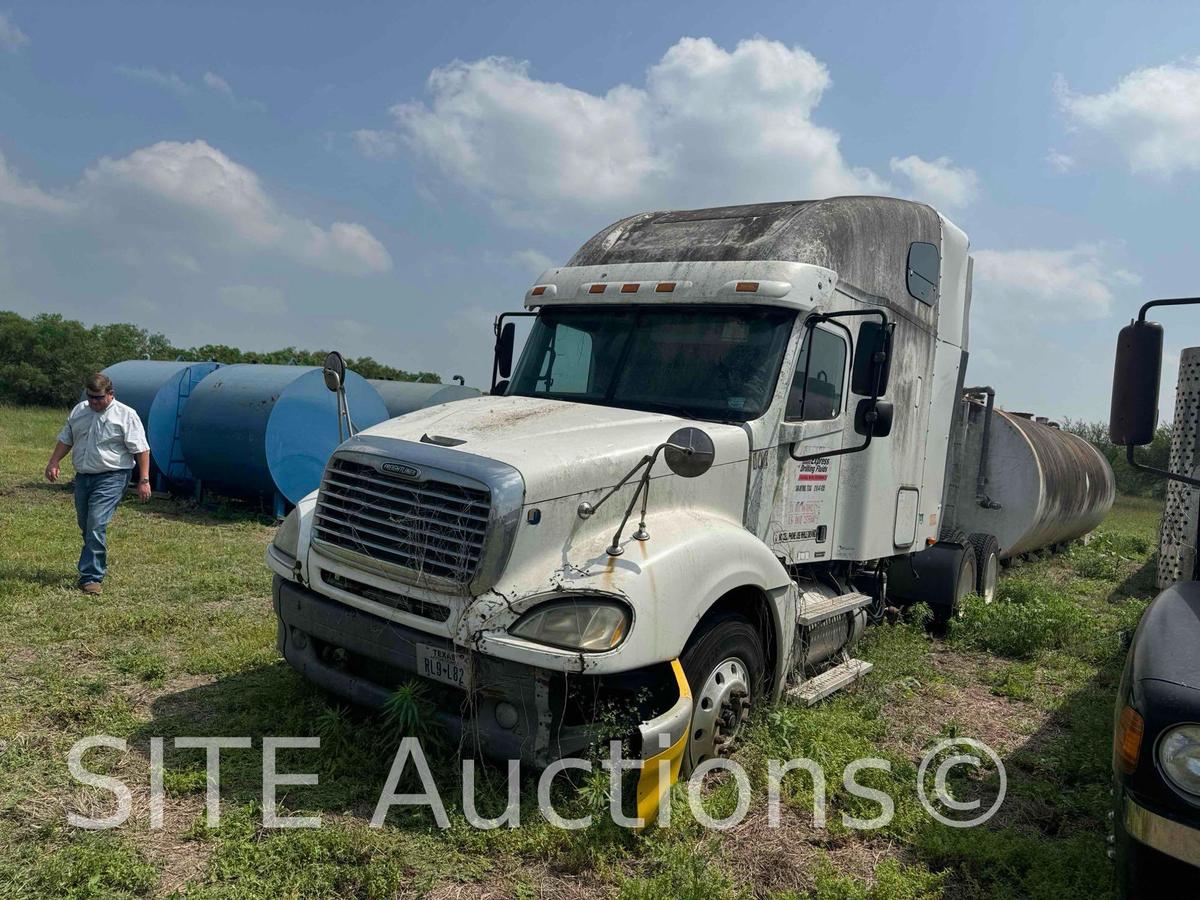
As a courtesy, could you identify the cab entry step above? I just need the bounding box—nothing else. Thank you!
[796,591,872,626]
[787,659,874,706]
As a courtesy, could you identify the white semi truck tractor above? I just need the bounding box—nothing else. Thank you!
[266,197,1111,815]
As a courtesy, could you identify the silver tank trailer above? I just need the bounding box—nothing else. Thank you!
[946,402,1115,558]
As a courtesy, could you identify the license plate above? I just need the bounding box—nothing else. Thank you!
[416,643,468,689]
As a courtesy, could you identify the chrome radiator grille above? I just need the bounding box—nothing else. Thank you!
[313,456,491,586]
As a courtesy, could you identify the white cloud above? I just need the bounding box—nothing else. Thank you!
[512,248,555,274]
[0,12,28,52]
[889,155,979,209]
[0,152,73,213]
[1057,59,1200,175]
[353,129,403,160]
[203,71,233,97]
[0,139,389,275]
[1046,148,1075,174]
[219,284,287,315]
[369,37,888,221]
[116,65,263,110]
[81,141,391,274]
[203,71,266,110]
[972,245,1140,321]
[115,65,192,95]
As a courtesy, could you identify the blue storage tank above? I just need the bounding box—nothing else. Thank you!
[367,380,481,418]
[179,364,389,509]
[96,360,222,488]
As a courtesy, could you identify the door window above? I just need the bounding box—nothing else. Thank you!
[785,327,847,421]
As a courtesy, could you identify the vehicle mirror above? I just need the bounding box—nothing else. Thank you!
[852,321,892,397]
[496,322,516,379]
[492,379,510,396]
[664,427,715,478]
[1109,320,1163,446]
[322,351,346,393]
[854,399,893,438]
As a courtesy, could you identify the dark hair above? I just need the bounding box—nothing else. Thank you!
[85,373,113,394]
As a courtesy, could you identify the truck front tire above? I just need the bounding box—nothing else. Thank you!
[679,613,766,777]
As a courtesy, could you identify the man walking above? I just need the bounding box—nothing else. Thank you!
[44,373,152,594]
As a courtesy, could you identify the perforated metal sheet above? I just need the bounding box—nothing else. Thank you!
[1158,347,1200,588]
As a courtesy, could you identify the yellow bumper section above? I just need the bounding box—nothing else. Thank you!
[634,658,692,826]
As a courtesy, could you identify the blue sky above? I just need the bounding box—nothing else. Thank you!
[2,1,1198,421]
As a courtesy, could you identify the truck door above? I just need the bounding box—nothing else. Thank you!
[770,324,850,564]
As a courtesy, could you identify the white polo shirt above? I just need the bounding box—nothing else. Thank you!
[57,399,149,474]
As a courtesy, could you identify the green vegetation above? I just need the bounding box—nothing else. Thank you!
[0,405,1166,897]
[0,311,440,407]
[1062,418,1173,499]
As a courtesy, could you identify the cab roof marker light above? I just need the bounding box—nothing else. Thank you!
[655,282,676,293]
[736,281,760,293]
[531,285,546,296]
[621,283,640,293]
[589,284,607,294]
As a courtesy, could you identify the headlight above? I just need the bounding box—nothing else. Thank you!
[508,598,631,652]
[1158,724,1200,795]
[272,507,301,562]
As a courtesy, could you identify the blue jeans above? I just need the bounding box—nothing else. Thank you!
[74,469,130,584]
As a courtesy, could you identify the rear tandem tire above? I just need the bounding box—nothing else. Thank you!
[932,547,977,625]
[679,613,766,778]
[968,533,1001,604]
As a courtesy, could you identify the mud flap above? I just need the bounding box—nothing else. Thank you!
[634,658,692,826]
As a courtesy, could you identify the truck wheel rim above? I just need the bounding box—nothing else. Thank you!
[689,657,750,767]
[982,554,999,603]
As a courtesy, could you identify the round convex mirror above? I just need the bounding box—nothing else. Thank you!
[323,350,346,393]
[664,427,715,478]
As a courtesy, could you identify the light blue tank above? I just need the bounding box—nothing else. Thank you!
[179,364,389,507]
[97,360,222,488]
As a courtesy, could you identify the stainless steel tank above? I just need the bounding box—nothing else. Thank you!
[945,401,1116,558]
[367,380,481,418]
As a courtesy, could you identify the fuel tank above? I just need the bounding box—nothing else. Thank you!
[179,364,389,506]
[367,380,481,418]
[93,359,222,487]
[945,402,1115,558]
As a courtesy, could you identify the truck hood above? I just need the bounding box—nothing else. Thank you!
[355,395,750,504]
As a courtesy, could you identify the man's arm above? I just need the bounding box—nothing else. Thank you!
[45,441,71,482]
[135,450,151,501]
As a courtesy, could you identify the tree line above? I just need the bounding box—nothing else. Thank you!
[1062,418,1173,499]
[0,311,440,407]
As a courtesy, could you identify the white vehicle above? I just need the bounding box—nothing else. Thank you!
[266,197,1087,815]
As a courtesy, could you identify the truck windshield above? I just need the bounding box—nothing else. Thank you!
[507,305,795,423]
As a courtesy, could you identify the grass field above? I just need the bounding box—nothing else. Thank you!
[0,404,1163,899]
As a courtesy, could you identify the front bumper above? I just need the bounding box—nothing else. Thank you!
[1124,791,1200,867]
[273,575,692,788]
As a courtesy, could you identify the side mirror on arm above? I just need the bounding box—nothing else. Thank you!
[1108,297,1200,488]
[495,322,516,380]
[1108,319,1162,446]
[852,320,893,398]
[854,399,893,438]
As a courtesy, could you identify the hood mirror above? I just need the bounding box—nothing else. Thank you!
[576,427,717,556]
[322,350,355,441]
[664,427,715,478]
[323,351,346,393]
